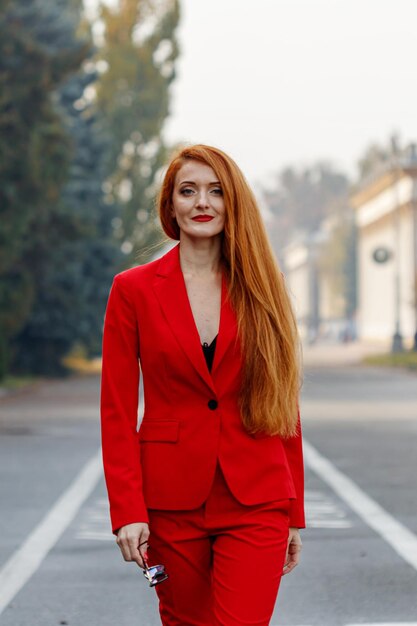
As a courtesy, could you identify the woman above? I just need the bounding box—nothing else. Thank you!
[100,144,305,626]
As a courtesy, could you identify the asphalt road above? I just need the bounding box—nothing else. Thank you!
[0,361,416,626]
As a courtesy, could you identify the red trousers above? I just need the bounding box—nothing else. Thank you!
[147,460,291,626]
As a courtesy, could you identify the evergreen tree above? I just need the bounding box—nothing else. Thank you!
[9,2,122,375]
[0,0,181,379]
[0,0,90,377]
[13,65,123,374]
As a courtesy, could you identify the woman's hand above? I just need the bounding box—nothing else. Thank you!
[282,527,302,575]
[116,522,150,568]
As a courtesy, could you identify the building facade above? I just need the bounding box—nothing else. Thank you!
[350,157,417,348]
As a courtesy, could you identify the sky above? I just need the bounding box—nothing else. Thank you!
[85,0,417,188]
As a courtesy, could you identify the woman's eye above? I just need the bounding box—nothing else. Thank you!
[179,187,222,196]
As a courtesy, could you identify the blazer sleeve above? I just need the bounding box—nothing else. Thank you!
[100,274,149,534]
[282,406,306,529]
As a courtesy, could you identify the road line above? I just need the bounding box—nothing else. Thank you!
[0,448,102,616]
[305,488,353,529]
[303,439,417,572]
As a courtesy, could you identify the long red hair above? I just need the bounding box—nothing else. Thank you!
[157,144,302,437]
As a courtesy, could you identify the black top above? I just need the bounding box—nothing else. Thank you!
[201,335,218,372]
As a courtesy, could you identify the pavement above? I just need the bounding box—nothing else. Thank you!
[301,339,391,367]
[0,348,416,626]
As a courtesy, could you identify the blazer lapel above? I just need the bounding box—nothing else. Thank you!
[152,243,237,391]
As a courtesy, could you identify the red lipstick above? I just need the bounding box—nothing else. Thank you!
[192,216,214,222]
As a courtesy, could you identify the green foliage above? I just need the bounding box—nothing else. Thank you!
[95,0,180,265]
[0,332,7,381]
[317,214,357,319]
[363,350,417,372]
[0,0,90,268]
[0,0,123,378]
[0,0,91,378]
[0,0,180,381]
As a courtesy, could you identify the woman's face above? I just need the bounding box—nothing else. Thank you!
[171,160,225,240]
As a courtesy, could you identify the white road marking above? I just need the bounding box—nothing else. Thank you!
[79,488,353,540]
[305,489,353,529]
[77,490,354,543]
[75,497,113,541]
[0,449,102,616]
[303,439,417,572]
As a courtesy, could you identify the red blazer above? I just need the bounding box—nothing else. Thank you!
[100,243,305,534]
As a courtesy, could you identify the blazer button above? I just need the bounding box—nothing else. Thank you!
[207,399,218,410]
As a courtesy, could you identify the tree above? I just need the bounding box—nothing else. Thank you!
[95,0,180,265]
[0,0,90,377]
[0,0,181,379]
[262,161,350,251]
[356,132,402,181]
[317,212,357,322]
[262,160,356,330]
[12,64,124,374]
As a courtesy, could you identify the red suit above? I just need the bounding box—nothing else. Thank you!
[100,242,305,625]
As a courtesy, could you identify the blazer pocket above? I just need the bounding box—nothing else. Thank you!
[138,419,179,443]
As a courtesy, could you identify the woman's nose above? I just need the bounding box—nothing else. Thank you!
[195,191,210,207]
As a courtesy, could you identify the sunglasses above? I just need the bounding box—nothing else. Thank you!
[140,542,168,587]
[143,562,169,587]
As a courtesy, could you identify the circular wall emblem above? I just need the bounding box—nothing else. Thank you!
[372,247,391,263]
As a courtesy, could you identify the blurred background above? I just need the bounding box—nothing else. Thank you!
[0,2,416,625]
[1,0,417,383]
